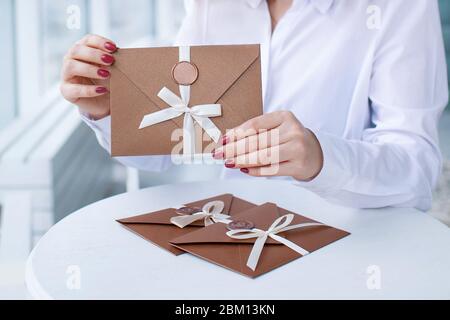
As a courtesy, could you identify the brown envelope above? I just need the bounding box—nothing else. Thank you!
[116,194,257,255]
[110,44,263,156]
[170,203,350,278]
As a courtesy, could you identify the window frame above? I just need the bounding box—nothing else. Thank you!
[0,0,17,130]
[2,0,184,132]
[40,0,89,96]
[14,0,42,116]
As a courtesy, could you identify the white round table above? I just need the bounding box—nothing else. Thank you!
[26,179,450,299]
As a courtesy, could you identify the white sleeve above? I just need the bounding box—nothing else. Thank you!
[296,0,449,211]
[80,113,172,172]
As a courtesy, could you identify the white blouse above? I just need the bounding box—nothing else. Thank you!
[82,0,448,211]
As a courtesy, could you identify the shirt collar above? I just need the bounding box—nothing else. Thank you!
[246,0,334,14]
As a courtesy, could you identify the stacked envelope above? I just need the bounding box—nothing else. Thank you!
[117,194,350,278]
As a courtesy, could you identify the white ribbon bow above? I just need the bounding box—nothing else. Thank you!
[227,214,324,271]
[170,200,232,228]
[138,46,222,155]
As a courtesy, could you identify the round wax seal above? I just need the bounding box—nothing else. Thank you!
[227,220,255,231]
[176,206,202,215]
[172,61,199,85]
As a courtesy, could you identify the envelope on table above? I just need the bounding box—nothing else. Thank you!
[110,44,263,156]
[116,194,257,255]
[170,203,350,278]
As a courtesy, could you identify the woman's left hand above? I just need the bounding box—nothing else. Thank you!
[212,111,324,181]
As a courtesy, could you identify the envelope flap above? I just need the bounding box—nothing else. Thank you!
[170,203,284,245]
[113,47,183,127]
[189,44,260,107]
[277,206,320,225]
[117,208,176,225]
[112,45,260,117]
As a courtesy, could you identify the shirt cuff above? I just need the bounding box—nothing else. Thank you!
[79,111,112,152]
[294,130,351,195]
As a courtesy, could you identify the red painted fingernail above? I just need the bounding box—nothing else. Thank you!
[213,150,224,159]
[222,136,230,145]
[224,160,235,168]
[104,42,117,52]
[96,87,108,94]
[241,168,249,174]
[97,69,110,78]
[101,54,115,64]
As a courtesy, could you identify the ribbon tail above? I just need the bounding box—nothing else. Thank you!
[211,213,232,224]
[204,216,214,226]
[170,214,206,228]
[139,108,183,129]
[157,87,186,107]
[183,112,196,155]
[246,235,269,271]
[192,115,222,143]
[270,234,310,256]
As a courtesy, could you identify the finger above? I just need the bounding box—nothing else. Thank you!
[214,128,284,160]
[62,59,110,81]
[66,44,115,66]
[240,161,292,177]
[226,143,291,169]
[60,83,108,102]
[224,111,289,143]
[78,34,118,53]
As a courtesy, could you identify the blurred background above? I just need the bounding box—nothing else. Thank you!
[0,0,448,299]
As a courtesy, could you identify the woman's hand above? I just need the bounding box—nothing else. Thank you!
[60,34,118,120]
[212,111,324,181]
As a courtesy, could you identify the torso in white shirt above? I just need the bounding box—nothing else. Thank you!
[83,0,448,210]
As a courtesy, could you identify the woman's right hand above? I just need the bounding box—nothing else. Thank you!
[60,34,118,120]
